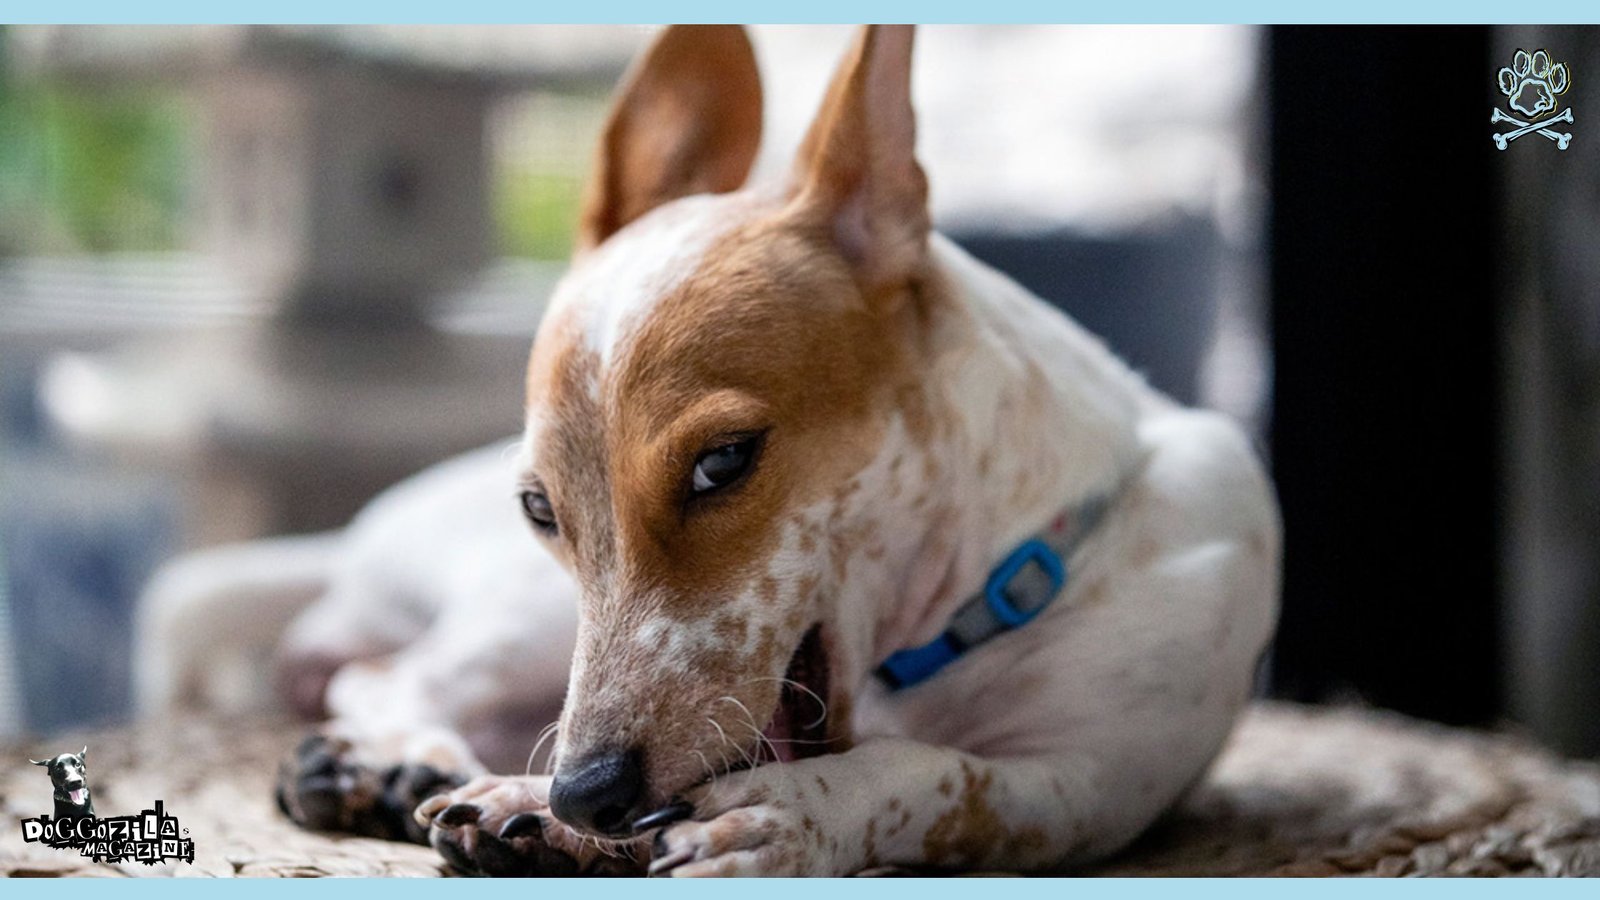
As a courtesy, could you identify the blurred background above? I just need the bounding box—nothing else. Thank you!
[0,25,1594,759]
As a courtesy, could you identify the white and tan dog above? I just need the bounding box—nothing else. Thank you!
[145,24,1279,876]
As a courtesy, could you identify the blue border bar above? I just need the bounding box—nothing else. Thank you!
[4,6,1597,895]
[5,3,1600,25]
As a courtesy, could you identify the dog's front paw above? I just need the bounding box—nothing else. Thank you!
[418,775,642,877]
[276,732,463,843]
[649,783,828,877]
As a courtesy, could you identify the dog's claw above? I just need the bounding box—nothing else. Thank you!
[648,825,700,876]
[429,808,584,876]
[425,776,618,876]
[414,794,451,825]
[435,803,481,827]
[647,844,697,877]
[497,812,545,840]
[632,800,693,833]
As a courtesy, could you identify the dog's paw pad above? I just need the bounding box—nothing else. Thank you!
[380,762,466,842]
[276,735,370,833]
[429,808,583,877]
[276,732,463,844]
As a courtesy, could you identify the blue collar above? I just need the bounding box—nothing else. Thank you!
[875,494,1113,691]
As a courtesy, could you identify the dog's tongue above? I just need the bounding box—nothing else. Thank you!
[761,710,798,764]
[70,788,86,804]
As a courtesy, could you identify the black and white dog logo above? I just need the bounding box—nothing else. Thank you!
[30,746,94,820]
[20,745,195,864]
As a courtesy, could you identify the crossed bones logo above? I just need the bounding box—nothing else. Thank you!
[1492,48,1573,151]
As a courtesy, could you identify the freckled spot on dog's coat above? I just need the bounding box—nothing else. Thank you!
[923,761,1007,867]
[1074,577,1108,608]
[758,574,781,605]
[712,613,747,648]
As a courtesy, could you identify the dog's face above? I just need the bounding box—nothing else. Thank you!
[32,747,90,807]
[519,26,932,836]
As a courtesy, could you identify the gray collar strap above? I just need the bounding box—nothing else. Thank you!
[875,493,1114,690]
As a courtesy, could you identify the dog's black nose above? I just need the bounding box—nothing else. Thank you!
[548,748,645,836]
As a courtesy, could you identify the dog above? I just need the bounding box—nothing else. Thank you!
[144,25,1279,876]
[31,747,95,820]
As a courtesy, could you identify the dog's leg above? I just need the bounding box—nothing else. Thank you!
[648,740,1129,876]
[278,550,580,844]
[273,441,538,719]
[136,532,339,715]
[422,743,1088,877]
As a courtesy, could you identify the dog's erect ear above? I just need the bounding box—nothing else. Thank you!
[80,746,88,761]
[30,758,48,766]
[576,25,763,252]
[788,25,928,297]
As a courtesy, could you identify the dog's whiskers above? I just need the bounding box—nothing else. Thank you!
[743,720,783,765]
[525,721,562,777]
[708,732,742,781]
[706,713,755,772]
[716,695,760,729]
[716,695,785,765]
[746,675,829,730]
[692,748,716,787]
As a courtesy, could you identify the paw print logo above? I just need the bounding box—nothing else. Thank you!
[1499,49,1569,116]
[1491,49,1574,151]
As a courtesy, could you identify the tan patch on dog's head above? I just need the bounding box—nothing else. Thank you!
[520,25,938,815]
[528,200,919,793]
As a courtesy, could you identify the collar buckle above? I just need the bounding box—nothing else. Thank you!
[876,493,1108,693]
[984,539,1067,628]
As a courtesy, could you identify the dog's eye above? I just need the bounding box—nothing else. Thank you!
[692,437,758,494]
[520,490,558,534]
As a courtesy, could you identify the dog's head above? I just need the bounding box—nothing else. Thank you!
[520,25,940,836]
[31,746,91,808]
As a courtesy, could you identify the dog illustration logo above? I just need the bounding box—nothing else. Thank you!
[19,746,196,865]
[1492,48,1574,150]
[30,746,94,820]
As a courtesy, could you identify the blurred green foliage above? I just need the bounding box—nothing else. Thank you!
[0,28,192,255]
[0,24,595,262]
[496,169,585,261]
[492,91,606,261]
